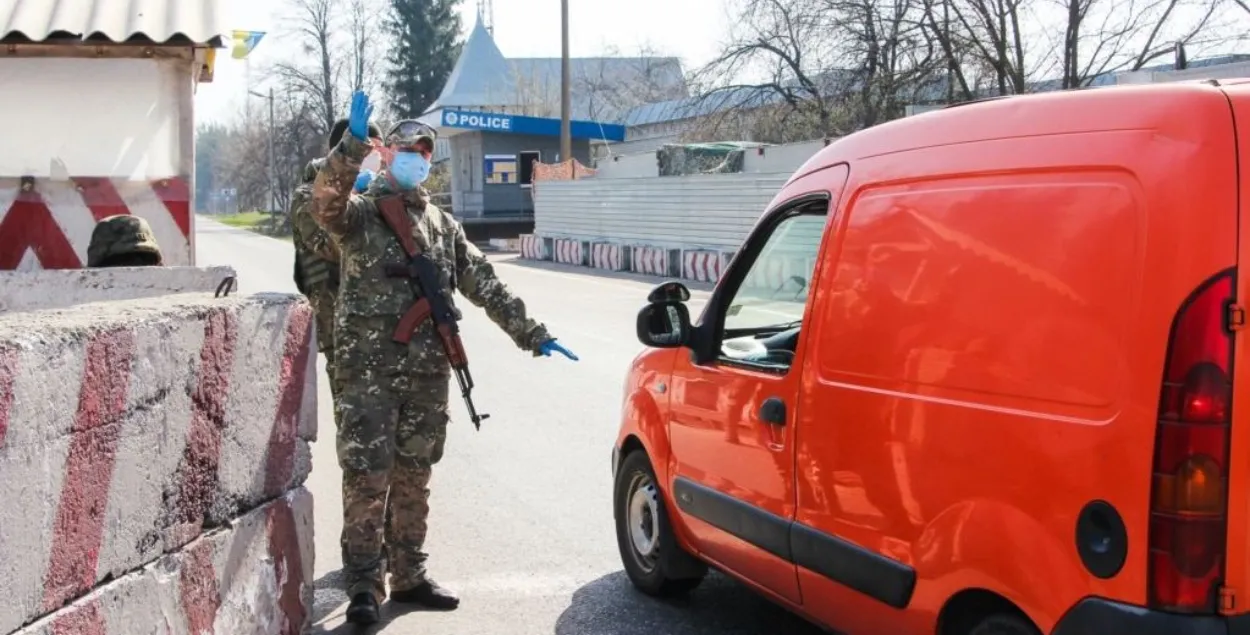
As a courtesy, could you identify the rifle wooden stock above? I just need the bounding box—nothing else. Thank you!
[392,297,432,344]
[378,201,419,255]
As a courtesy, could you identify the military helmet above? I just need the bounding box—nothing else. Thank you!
[384,119,438,149]
[87,214,163,267]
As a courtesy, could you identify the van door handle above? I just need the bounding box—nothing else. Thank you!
[759,397,787,425]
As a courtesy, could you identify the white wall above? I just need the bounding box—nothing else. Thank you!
[535,173,790,249]
[0,57,192,179]
[593,151,659,178]
[741,139,829,174]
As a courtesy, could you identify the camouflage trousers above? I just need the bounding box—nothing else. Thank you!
[335,347,450,602]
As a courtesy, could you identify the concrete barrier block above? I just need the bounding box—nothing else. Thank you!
[589,243,629,271]
[552,238,588,266]
[0,292,315,633]
[488,237,520,252]
[681,250,723,283]
[11,488,314,635]
[0,265,238,314]
[630,245,680,277]
[519,234,547,260]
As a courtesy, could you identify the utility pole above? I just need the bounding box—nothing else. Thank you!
[559,0,571,175]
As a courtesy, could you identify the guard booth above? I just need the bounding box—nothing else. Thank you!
[420,108,623,240]
[0,0,224,270]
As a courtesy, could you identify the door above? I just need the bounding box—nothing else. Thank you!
[666,166,847,604]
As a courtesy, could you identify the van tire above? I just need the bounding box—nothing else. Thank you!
[613,449,707,597]
[966,614,1041,635]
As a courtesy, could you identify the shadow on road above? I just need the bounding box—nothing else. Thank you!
[554,570,827,635]
[311,568,457,634]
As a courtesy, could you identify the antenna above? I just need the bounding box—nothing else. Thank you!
[477,0,494,36]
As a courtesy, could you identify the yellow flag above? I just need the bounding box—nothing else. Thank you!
[231,30,266,59]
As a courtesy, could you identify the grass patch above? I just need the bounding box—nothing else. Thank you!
[216,211,292,241]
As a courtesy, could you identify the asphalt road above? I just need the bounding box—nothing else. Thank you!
[194,217,827,635]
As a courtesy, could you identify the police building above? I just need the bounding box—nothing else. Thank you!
[417,16,686,239]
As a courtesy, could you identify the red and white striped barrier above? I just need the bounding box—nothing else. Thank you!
[682,250,723,283]
[519,234,546,260]
[0,292,316,634]
[12,489,312,635]
[590,243,627,271]
[552,238,586,266]
[0,176,193,271]
[631,246,671,277]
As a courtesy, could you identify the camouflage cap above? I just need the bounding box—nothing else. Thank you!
[384,119,438,149]
[87,214,163,267]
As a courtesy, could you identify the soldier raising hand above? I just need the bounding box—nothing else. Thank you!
[311,90,577,625]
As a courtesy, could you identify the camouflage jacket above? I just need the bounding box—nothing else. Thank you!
[290,158,340,294]
[311,133,552,358]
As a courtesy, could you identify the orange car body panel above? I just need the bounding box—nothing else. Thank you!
[616,80,1249,634]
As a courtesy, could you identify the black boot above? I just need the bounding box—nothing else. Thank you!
[390,578,460,610]
[345,592,380,625]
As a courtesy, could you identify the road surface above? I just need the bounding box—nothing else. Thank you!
[194,217,826,635]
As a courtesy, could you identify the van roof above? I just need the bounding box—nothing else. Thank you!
[792,79,1245,180]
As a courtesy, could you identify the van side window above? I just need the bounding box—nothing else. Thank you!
[716,204,826,372]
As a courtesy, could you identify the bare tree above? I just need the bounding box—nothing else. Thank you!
[692,0,846,137]
[271,0,339,132]
[1053,0,1227,88]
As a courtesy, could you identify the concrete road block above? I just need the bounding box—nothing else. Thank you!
[0,265,238,314]
[630,245,678,277]
[551,238,587,266]
[519,234,547,260]
[11,488,314,635]
[589,243,629,271]
[0,292,316,634]
[681,250,723,283]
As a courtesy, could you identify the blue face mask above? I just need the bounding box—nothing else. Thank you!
[389,151,430,190]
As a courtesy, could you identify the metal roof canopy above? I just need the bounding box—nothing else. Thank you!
[0,0,228,46]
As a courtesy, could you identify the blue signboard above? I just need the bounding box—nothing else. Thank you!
[439,109,626,142]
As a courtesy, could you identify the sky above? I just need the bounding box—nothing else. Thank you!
[194,0,732,124]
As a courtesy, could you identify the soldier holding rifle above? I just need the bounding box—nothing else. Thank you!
[312,90,577,625]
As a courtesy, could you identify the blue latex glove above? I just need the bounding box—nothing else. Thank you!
[348,90,373,141]
[539,338,578,361]
[354,169,373,192]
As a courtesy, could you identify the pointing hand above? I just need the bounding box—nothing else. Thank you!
[539,338,578,361]
[348,90,373,141]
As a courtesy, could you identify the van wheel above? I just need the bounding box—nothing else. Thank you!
[967,614,1041,635]
[613,450,707,596]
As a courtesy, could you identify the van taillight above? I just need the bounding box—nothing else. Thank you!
[1148,269,1236,613]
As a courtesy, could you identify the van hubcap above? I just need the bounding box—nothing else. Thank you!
[627,474,661,571]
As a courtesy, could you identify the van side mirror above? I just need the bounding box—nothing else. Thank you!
[636,302,691,348]
[647,280,691,304]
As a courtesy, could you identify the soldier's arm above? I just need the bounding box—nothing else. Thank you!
[291,187,338,262]
[451,220,552,355]
[311,134,373,238]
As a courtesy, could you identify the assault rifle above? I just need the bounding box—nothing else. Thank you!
[375,195,490,429]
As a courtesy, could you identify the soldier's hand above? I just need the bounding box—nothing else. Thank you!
[349,91,373,141]
[539,338,578,361]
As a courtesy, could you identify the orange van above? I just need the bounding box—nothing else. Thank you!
[611,79,1250,635]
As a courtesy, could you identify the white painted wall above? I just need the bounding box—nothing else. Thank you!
[0,57,192,179]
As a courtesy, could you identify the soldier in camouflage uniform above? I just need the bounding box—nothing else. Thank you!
[86,214,163,267]
[312,91,577,625]
[290,117,382,424]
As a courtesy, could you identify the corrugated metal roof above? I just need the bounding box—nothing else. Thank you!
[0,0,227,45]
